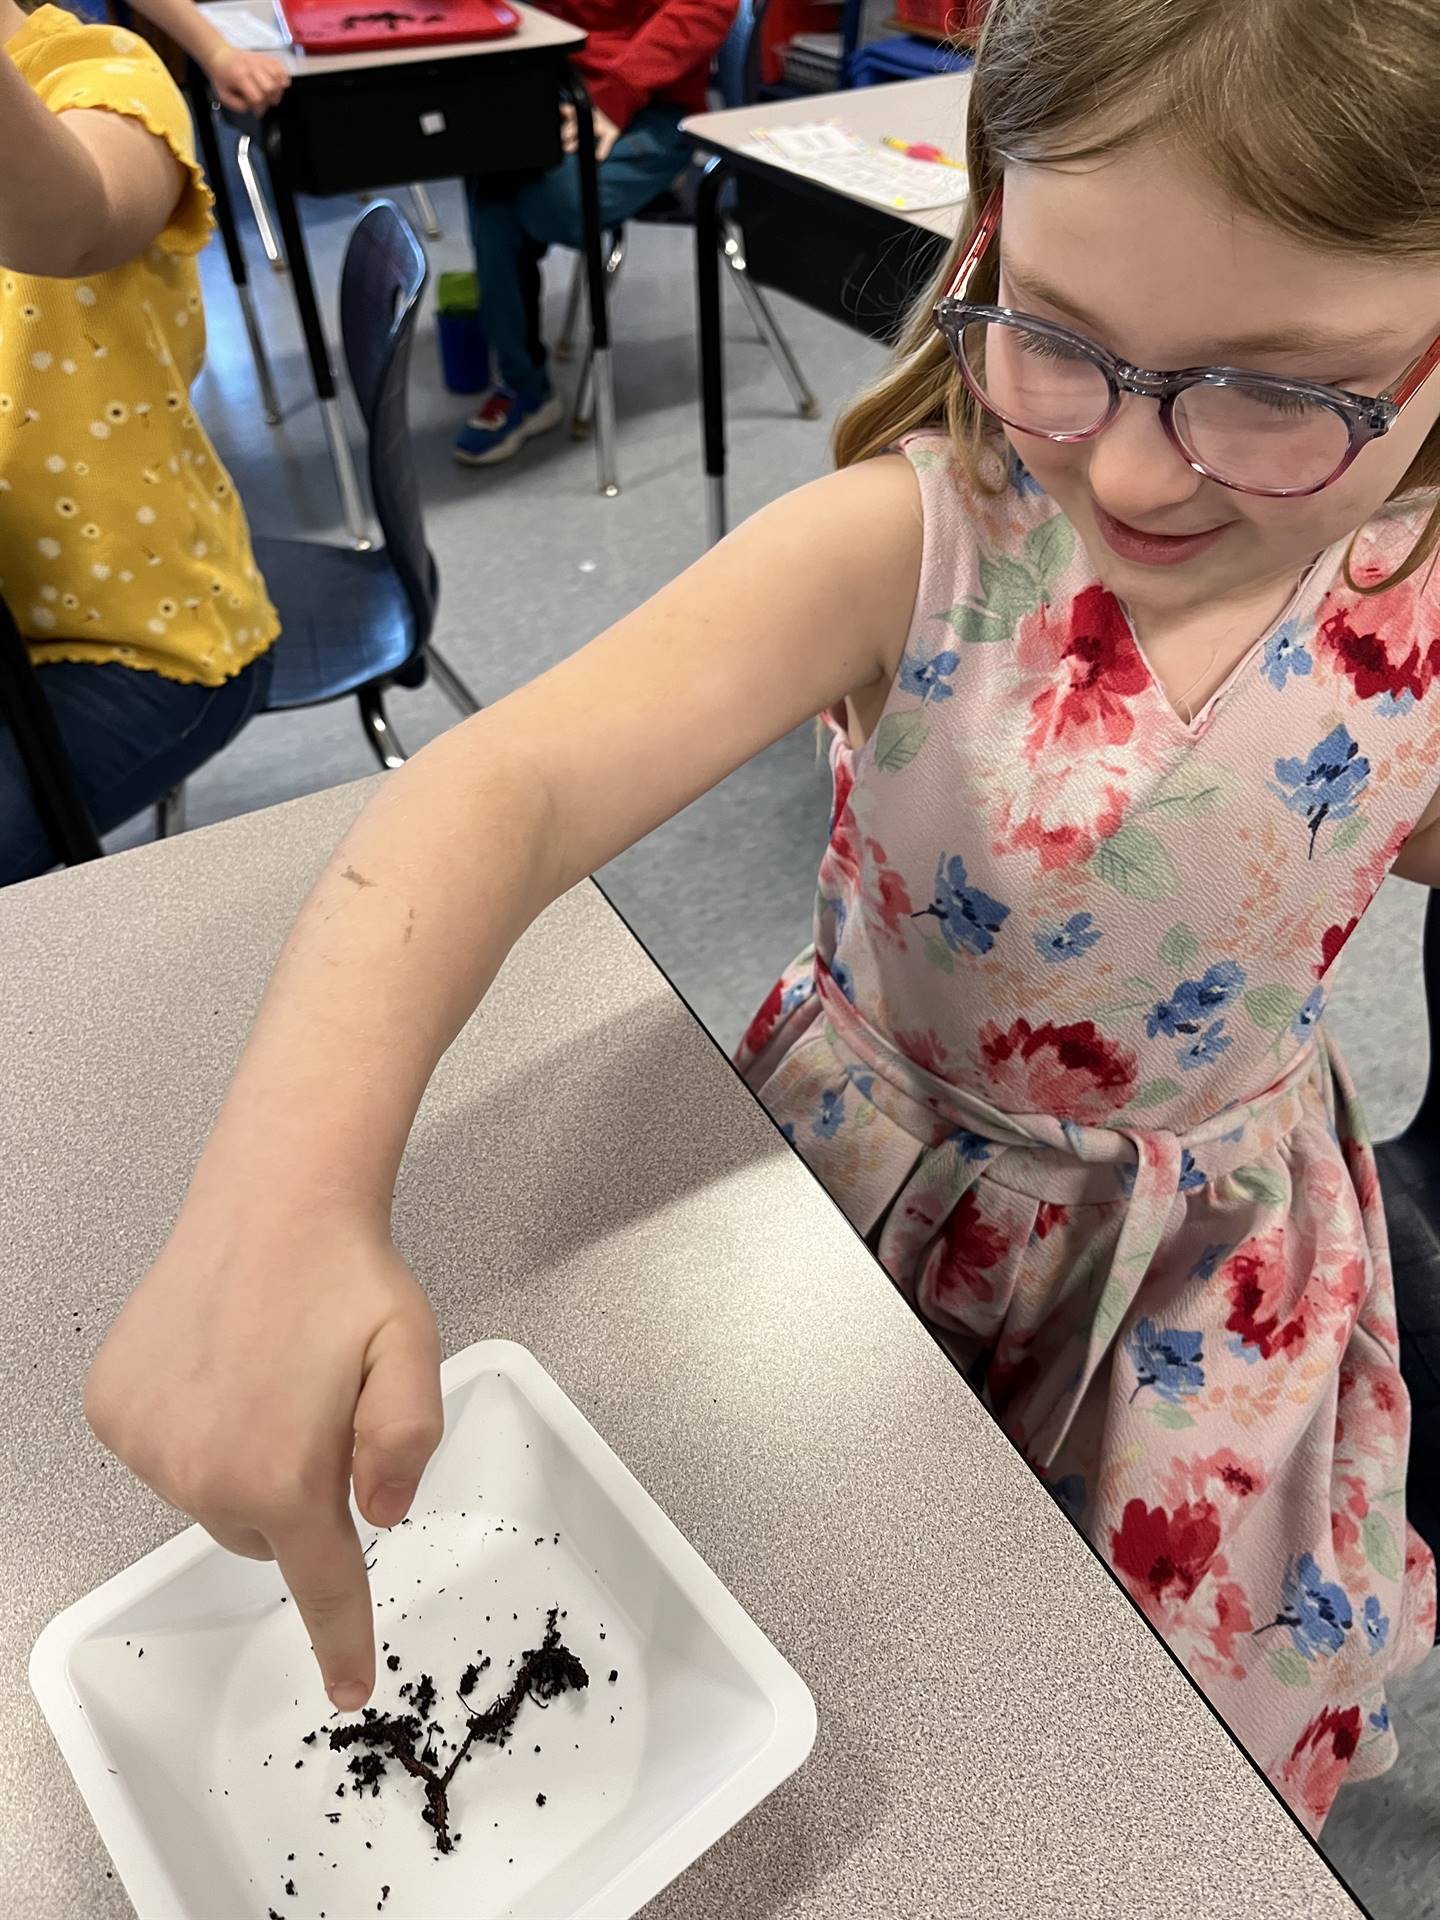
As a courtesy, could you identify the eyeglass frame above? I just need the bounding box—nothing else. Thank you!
[932,184,1440,498]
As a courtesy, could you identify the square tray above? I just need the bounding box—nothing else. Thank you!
[31,1341,817,1917]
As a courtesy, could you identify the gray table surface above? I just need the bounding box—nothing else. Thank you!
[205,0,584,79]
[0,781,1362,1918]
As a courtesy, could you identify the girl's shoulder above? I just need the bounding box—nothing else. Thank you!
[11,5,180,106]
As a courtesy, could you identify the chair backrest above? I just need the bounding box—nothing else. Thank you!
[338,201,437,642]
[715,0,770,109]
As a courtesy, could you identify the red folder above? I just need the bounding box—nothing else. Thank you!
[279,0,520,55]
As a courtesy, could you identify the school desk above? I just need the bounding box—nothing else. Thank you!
[0,777,1363,1918]
[185,0,618,545]
[685,72,966,542]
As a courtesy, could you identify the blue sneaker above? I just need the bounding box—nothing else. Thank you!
[453,384,563,466]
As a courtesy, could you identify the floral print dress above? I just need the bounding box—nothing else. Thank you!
[737,433,1439,1834]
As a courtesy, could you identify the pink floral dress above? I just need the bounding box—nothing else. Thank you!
[737,432,1439,1834]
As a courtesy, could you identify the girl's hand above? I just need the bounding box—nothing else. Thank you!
[83,1201,444,1712]
[207,45,290,114]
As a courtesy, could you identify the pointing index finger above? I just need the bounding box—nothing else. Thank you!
[269,1503,377,1713]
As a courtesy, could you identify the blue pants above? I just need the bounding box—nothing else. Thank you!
[466,105,690,400]
[0,651,273,885]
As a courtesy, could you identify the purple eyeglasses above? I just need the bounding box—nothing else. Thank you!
[933,185,1440,498]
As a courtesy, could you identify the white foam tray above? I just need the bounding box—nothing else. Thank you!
[31,1340,817,1918]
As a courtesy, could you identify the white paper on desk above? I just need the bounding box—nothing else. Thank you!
[203,0,291,52]
[743,120,969,213]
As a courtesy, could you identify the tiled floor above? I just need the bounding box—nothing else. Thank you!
[144,153,1440,1916]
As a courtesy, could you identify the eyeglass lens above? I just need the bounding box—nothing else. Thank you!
[956,317,1353,492]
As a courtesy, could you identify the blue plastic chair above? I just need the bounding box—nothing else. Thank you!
[155,200,479,833]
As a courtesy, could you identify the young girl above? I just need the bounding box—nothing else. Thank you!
[0,0,279,882]
[84,0,1440,1835]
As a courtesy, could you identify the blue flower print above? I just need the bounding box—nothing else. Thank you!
[831,959,857,1004]
[1125,1317,1205,1405]
[898,647,960,704]
[1177,1019,1232,1071]
[1292,984,1325,1042]
[1254,1552,1353,1660]
[1272,724,1371,858]
[813,1088,845,1141]
[1369,1704,1391,1733]
[1049,1474,1087,1523]
[948,1128,992,1161]
[1363,1594,1390,1653]
[1226,1333,1262,1365]
[1191,1242,1232,1281]
[1376,690,1415,719]
[1007,446,1046,497]
[1034,911,1103,965]
[1146,961,1246,1038]
[1262,622,1313,691]
[913,853,1010,956]
[1178,1148,1206,1194]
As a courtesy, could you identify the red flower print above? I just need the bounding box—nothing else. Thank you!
[993,754,1129,872]
[1317,919,1357,979]
[932,1188,1008,1304]
[865,838,915,940]
[976,1016,1138,1122]
[1111,1497,1223,1611]
[1198,1572,1255,1670]
[822,755,860,875]
[1033,1202,1069,1241]
[896,1028,950,1075]
[1315,592,1440,704]
[1221,1230,1310,1361]
[1018,584,1150,758]
[1279,1706,1363,1833]
[739,979,784,1060]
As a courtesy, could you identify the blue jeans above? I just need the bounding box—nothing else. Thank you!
[466,104,691,400]
[0,650,274,885]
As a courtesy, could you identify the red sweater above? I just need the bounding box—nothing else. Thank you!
[545,0,738,132]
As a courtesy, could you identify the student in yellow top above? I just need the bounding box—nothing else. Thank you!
[0,0,279,883]
[122,0,290,117]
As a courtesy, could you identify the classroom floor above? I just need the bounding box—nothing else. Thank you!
[158,160,1437,1915]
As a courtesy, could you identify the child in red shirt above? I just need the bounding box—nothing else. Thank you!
[456,0,736,466]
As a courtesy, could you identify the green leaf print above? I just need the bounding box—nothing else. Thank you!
[1023,513,1076,591]
[978,548,1038,609]
[1142,760,1234,819]
[873,711,929,772]
[1089,824,1180,901]
[1092,1272,1129,1346]
[1126,1078,1185,1111]
[937,600,1008,643]
[922,934,956,974]
[1268,1649,1313,1688]
[1151,1405,1196,1430]
[1157,923,1201,971]
[1232,1166,1287,1208]
[1362,1510,1404,1580]
[909,444,948,471]
[1244,984,1304,1033]
[1329,815,1369,857]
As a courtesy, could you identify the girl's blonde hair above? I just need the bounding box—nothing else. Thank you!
[834,0,1440,593]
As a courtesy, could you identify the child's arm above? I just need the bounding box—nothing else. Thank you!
[126,0,290,113]
[84,455,923,1713]
[0,47,188,274]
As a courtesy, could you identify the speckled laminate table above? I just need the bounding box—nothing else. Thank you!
[0,780,1363,1919]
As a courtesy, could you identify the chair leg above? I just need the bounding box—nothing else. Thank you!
[358,685,407,770]
[570,232,625,440]
[723,223,820,421]
[425,645,482,719]
[155,783,187,838]
[236,281,282,427]
[237,134,287,274]
[408,183,442,240]
[554,254,586,363]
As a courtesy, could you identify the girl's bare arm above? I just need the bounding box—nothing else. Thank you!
[84,456,924,1711]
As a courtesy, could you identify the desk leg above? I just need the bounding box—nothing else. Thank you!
[186,71,281,426]
[261,126,372,549]
[570,72,618,499]
[696,156,728,547]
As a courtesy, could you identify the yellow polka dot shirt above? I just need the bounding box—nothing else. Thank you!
[0,6,278,686]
